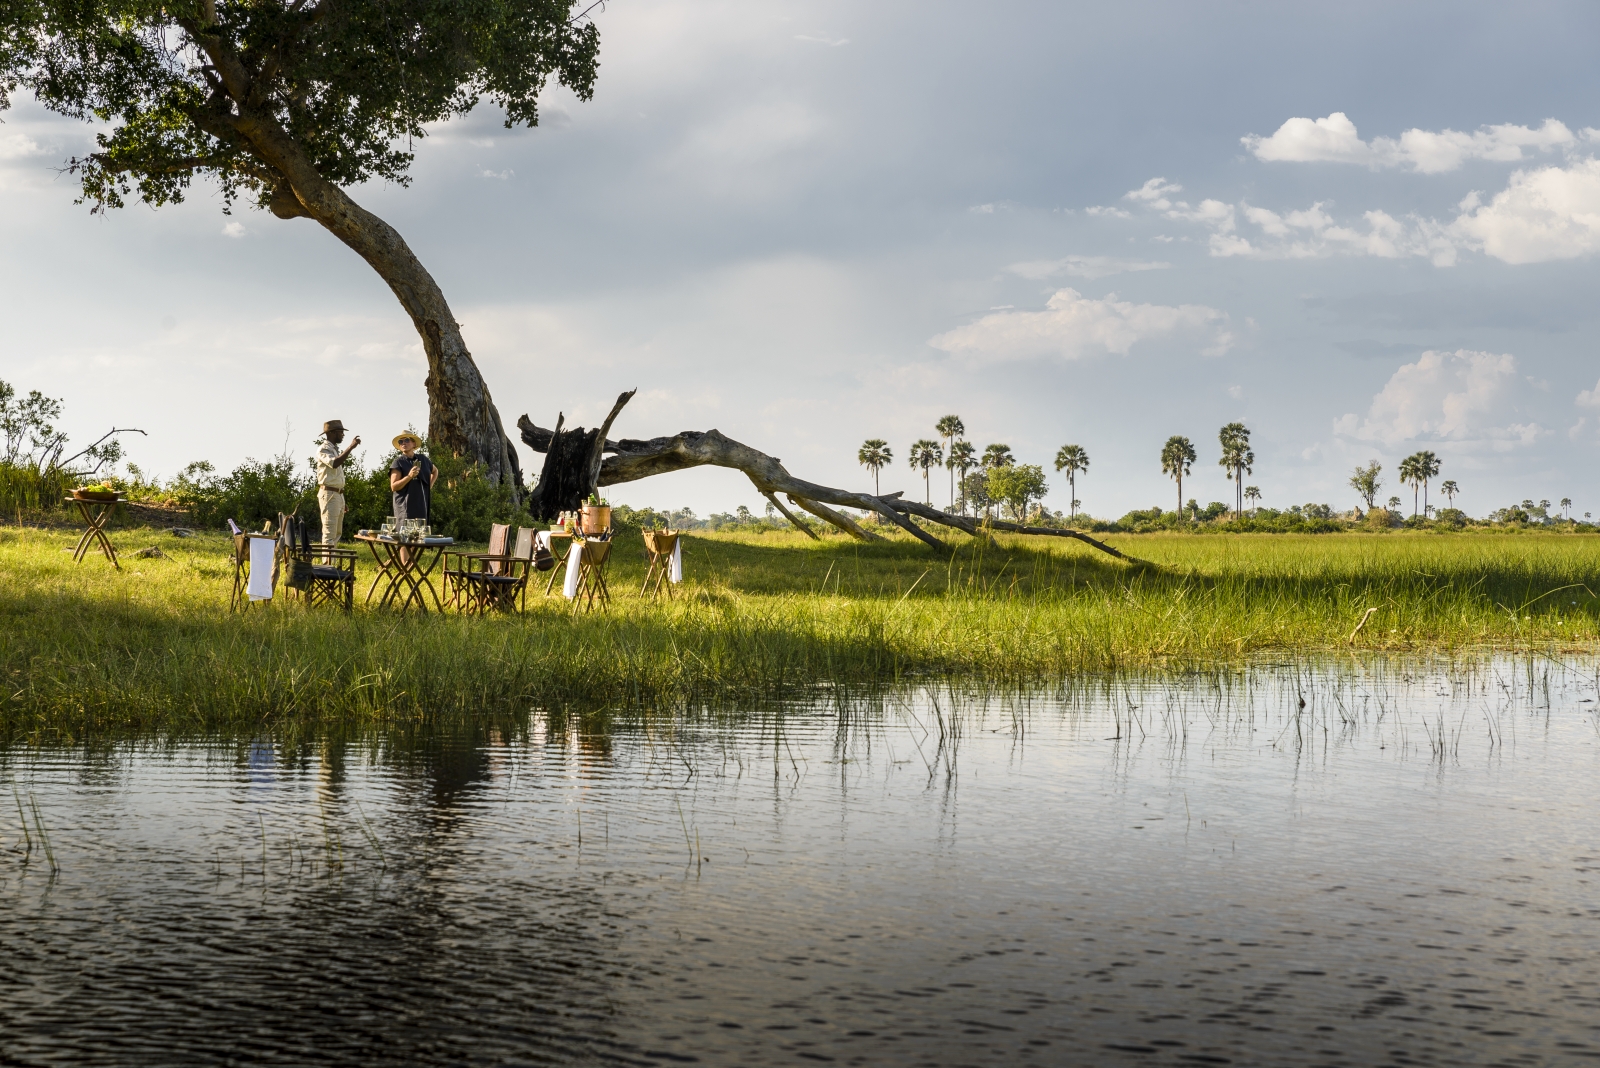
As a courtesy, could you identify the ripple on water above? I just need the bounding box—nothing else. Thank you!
[2,661,1599,1066]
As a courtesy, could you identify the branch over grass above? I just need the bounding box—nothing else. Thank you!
[518,393,1130,561]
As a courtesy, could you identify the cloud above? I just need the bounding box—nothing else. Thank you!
[0,131,47,160]
[928,287,1230,362]
[1577,376,1600,409]
[1216,204,1458,265]
[1244,112,1576,174]
[1006,255,1171,281]
[1334,349,1545,449]
[1449,158,1600,263]
[221,221,247,238]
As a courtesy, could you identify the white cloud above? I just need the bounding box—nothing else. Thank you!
[221,221,247,239]
[1085,204,1130,218]
[969,203,995,214]
[1006,255,1170,280]
[927,287,1230,362]
[1334,349,1545,449]
[1244,112,1576,174]
[1577,376,1600,409]
[0,131,47,160]
[478,167,514,180]
[1449,158,1600,263]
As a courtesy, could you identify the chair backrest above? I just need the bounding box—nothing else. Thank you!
[511,527,534,561]
[486,523,510,575]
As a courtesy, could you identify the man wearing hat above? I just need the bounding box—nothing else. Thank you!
[315,420,361,547]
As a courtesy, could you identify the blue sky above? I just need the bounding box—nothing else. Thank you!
[5,1,1600,519]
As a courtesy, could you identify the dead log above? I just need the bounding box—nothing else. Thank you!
[515,406,1133,563]
[517,390,636,520]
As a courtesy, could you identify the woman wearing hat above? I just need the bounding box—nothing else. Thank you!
[389,432,438,521]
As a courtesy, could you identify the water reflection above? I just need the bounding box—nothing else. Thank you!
[2,659,1599,1066]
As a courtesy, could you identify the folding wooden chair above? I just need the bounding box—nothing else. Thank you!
[444,522,509,609]
[641,530,679,600]
[457,524,532,614]
[280,513,358,611]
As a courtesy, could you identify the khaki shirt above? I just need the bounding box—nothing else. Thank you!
[316,441,346,492]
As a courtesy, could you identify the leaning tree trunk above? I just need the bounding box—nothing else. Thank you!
[516,392,1134,563]
[184,44,521,494]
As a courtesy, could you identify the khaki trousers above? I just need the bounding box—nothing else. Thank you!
[319,488,346,546]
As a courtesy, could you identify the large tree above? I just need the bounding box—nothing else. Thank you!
[0,0,601,493]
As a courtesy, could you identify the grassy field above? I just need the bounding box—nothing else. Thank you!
[1,522,1597,735]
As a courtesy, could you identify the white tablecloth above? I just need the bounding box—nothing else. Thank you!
[247,536,276,601]
[669,538,682,583]
[562,540,583,599]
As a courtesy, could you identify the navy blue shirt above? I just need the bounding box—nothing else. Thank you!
[391,454,435,520]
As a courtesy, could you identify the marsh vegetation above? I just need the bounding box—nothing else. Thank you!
[2,524,1595,733]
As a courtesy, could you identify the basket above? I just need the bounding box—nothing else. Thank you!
[643,530,679,555]
[73,488,120,502]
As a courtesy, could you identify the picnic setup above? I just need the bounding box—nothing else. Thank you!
[226,499,679,616]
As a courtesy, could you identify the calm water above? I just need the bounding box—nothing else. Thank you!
[3,661,1599,1067]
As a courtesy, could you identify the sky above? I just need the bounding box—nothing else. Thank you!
[5,0,1600,520]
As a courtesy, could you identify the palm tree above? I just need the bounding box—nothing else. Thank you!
[909,439,942,504]
[946,441,976,513]
[1561,497,1573,519]
[1244,485,1261,515]
[1160,435,1196,517]
[1387,495,1402,513]
[1053,444,1090,520]
[1440,480,1459,509]
[1395,450,1420,518]
[858,439,892,495]
[1413,450,1440,514]
[981,443,1014,470]
[936,415,965,507]
[1217,422,1253,518]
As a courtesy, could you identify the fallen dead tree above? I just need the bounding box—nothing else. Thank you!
[516,391,1129,562]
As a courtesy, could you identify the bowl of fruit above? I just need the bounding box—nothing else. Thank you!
[73,481,120,502]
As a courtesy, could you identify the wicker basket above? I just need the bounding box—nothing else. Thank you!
[73,488,120,502]
[643,530,678,555]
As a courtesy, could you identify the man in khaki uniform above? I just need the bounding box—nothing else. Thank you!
[316,419,361,547]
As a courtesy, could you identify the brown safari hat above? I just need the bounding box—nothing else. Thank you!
[323,419,345,434]
[393,432,421,449]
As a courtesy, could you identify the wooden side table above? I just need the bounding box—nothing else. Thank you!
[64,494,124,569]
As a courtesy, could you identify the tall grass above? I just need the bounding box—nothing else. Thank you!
[1,525,1596,735]
[0,461,71,519]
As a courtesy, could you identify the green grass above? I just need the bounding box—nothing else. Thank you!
[1,523,1597,735]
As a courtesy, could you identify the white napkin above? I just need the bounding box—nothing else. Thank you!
[535,530,551,553]
[562,540,583,599]
[247,536,276,601]
[669,537,683,583]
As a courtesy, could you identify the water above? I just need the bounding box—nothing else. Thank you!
[3,661,1599,1067]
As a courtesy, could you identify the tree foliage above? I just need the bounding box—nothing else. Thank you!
[1,0,600,213]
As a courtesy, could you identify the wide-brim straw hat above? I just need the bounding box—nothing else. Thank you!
[323,419,345,434]
[392,432,421,449]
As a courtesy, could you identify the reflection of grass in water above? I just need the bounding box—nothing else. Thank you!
[1,524,1598,732]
